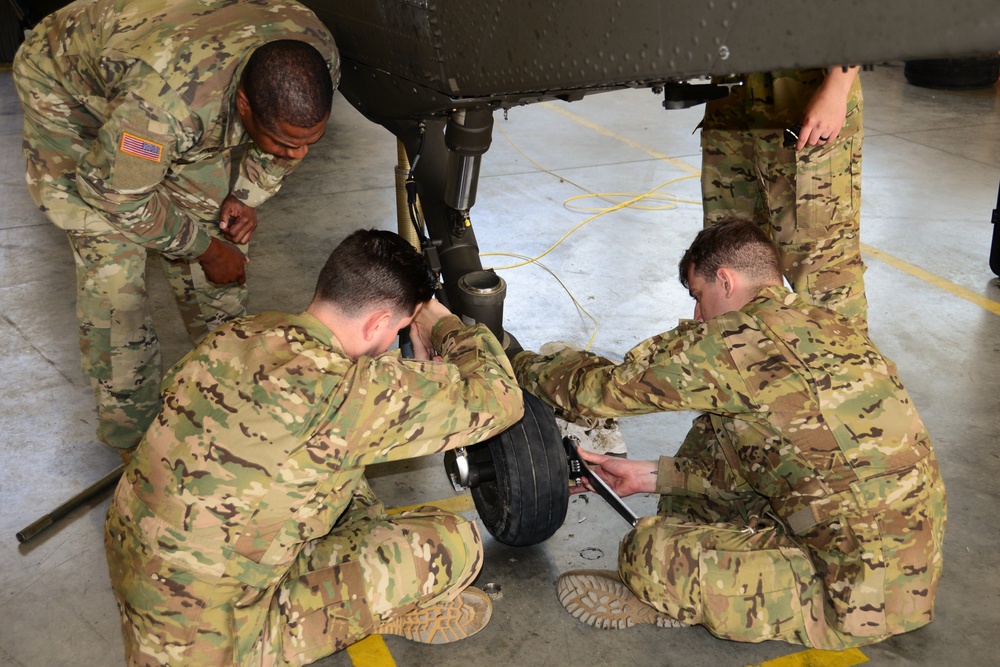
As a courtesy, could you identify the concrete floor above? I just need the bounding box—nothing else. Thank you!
[1,62,999,667]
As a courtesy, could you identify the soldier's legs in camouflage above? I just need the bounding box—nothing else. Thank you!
[700,91,768,228]
[69,231,161,450]
[619,517,851,649]
[755,121,868,330]
[263,501,483,665]
[158,157,247,344]
[700,127,763,227]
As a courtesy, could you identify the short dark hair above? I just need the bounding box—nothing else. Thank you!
[241,40,334,130]
[314,229,435,318]
[679,220,781,289]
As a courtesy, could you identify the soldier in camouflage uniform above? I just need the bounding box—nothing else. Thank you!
[701,68,867,330]
[13,0,339,454]
[513,221,945,648]
[104,229,524,666]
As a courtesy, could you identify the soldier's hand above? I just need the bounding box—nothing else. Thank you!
[198,237,248,285]
[218,194,258,245]
[576,448,657,498]
[411,299,452,358]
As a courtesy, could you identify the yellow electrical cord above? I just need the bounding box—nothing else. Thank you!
[481,251,602,351]
[482,123,701,348]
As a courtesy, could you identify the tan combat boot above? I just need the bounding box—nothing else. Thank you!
[377,587,493,644]
[556,570,687,629]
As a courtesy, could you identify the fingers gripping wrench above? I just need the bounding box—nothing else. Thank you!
[564,437,639,527]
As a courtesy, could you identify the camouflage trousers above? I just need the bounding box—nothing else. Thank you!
[618,416,945,649]
[701,71,867,330]
[14,41,246,450]
[106,480,483,666]
[67,230,246,450]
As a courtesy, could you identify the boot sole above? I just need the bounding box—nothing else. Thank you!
[556,570,683,630]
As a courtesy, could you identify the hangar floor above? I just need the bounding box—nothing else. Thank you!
[1,63,998,667]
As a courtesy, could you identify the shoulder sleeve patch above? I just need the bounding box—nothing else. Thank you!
[120,132,164,162]
[110,121,174,193]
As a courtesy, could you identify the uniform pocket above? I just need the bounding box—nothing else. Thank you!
[802,510,887,637]
[275,558,369,663]
[699,547,801,643]
[105,509,208,660]
[794,132,860,234]
[109,119,174,193]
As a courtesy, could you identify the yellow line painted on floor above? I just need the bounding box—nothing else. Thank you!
[750,647,869,667]
[862,243,1000,316]
[346,634,396,667]
[545,101,1000,318]
[540,101,701,176]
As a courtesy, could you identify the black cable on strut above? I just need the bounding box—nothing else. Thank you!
[403,122,444,296]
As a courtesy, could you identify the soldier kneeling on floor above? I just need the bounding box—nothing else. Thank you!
[510,219,946,649]
[104,229,524,666]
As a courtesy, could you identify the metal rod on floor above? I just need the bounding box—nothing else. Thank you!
[16,464,125,544]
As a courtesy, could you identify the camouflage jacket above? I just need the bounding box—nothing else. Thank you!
[109,312,522,657]
[20,0,338,258]
[514,286,945,636]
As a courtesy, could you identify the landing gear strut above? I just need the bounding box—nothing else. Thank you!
[388,107,571,546]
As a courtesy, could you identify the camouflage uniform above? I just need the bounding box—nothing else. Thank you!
[13,0,339,449]
[514,286,946,649]
[104,311,523,666]
[701,70,867,330]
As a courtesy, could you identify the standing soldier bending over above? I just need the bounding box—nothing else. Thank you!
[513,220,946,649]
[104,230,524,666]
[14,0,339,458]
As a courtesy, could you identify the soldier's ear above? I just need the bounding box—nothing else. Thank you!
[236,87,249,112]
[717,267,737,297]
[362,310,392,341]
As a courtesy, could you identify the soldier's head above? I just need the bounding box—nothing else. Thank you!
[237,40,335,160]
[678,220,782,322]
[308,229,435,359]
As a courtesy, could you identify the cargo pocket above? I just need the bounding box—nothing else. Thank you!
[803,511,887,637]
[794,131,860,235]
[106,512,207,660]
[275,558,371,664]
[699,547,801,643]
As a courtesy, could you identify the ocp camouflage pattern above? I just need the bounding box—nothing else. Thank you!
[14,0,339,256]
[701,70,868,330]
[13,0,339,449]
[514,286,945,648]
[105,312,523,665]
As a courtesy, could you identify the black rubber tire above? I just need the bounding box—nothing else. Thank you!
[904,55,1000,89]
[470,392,569,546]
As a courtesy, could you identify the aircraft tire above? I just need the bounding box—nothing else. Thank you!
[470,392,569,546]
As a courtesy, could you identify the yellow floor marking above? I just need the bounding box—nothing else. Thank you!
[543,100,1000,318]
[750,647,869,667]
[346,634,396,667]
[862,243,1000,316]
[540,101,701,175]
[387,493,477,516]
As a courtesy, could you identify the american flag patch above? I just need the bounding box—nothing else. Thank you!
[120,132,163,162]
